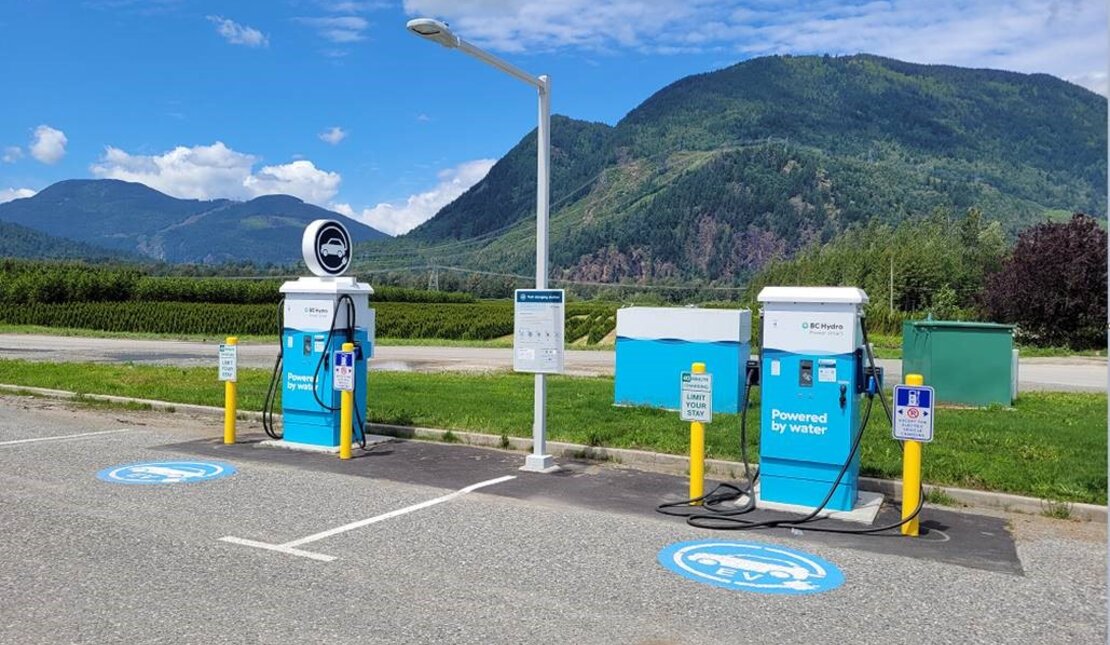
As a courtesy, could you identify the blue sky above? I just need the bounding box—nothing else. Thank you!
[1,0,1106,235]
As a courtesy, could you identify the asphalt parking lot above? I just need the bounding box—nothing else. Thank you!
[0,395,1105,644]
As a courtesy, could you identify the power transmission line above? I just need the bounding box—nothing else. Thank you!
[361,263,748,291]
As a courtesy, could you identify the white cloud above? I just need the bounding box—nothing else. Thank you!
[86,0,184,16]
[319,126,349,145]
[0,187,35,204]
[332,158,495,235]
[318,1,391,12]
[2,146,21,163]
[404,0,1110,94]
[1066,70,1108,96]
[244,160,342,206]
[297,16,369,43]
[207,15,269,47]
[89,141,342,206]
[29,125,67,164]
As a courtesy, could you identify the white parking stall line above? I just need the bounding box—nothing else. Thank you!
[284,475,517,547]
[0,428,137,446]
[220,475,516,562]
[218,537,337,563]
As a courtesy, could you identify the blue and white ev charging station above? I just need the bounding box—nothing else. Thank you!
[756,287,869,512]
[262,220,376,449]
[657,285,903,533]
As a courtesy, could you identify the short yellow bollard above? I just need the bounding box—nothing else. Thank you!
[901,372,924,537]
[223,336,238,445]
[339,342,354,461]
[689,362,707,503]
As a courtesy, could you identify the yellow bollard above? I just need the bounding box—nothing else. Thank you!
[339,342,354,461]
[689,362,707,503]
[223,336,238,445]
[901,372,924,537]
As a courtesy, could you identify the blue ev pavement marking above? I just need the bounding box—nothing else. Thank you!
[658,540,844,595]
[97,460,237,485]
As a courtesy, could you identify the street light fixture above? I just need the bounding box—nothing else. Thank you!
[405,18,458,49]
[406,17,556,473]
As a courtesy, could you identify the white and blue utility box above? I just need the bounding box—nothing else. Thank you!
[614,307,751,413]
[757,286,868,512]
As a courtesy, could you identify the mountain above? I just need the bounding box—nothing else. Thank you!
[409,116,614,240]
[0,179,389,264]
[0,220,136,261]
[390,54,1107,284]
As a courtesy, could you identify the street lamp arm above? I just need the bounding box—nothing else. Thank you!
[457,39,546,91]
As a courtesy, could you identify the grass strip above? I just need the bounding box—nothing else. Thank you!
[0,358,1103,504]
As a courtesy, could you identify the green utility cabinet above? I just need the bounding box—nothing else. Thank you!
[902,320,1015,407]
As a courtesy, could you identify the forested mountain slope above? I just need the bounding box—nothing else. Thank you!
[378,54,1106,284]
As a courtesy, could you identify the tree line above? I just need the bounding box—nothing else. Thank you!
[746,210,1106,349]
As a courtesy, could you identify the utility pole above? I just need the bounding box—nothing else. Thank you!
[889,255,894,313]
[427,262,439,291]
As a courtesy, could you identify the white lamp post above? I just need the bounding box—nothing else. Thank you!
[407,18,555,472]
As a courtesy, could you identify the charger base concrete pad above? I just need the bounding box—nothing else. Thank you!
[755,488,884,525]
[259,436,392,454]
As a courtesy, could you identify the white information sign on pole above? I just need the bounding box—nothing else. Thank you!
[680,372,713,423]
[218,344,237,382]
[332,350,355,392]
[513,289,565,374]
[893,384,935,442]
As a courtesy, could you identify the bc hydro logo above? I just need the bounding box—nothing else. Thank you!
[97,460,237,485]
[658,540,844,595]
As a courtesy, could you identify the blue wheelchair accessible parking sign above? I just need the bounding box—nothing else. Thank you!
[97,460,237,485]
[658,540,844,595]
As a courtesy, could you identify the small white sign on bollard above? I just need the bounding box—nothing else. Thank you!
[680,372,712,423]
[218,344,237,382]
[333,350,355,392]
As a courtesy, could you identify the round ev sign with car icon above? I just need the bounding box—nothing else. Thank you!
[302,219,353,277]
[657,540,844,595]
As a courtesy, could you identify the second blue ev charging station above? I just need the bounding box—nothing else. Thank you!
[262,220,375,449]
[756,287,868,511]
[657,285,917,534]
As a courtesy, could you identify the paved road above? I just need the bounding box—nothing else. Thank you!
[0,333,1103,391]
[0,396,1104,644]
[0,334,608,377]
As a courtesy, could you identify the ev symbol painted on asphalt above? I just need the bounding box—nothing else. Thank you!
[97,460,237,485]
[893,384,935,442]
[658,540,844,595]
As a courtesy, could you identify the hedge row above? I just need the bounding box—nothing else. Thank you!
[131,278,477,305]
[0,301,279,335]
[0,295,905,344]
[0,259,476,305]
[0,301,620,342]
